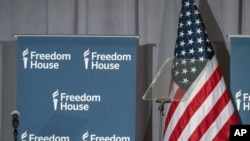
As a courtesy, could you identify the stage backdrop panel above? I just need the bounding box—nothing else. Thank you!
[230,35,250,124]
[16,35,138,141]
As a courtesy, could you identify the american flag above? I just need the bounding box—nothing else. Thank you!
[163,0,239,140]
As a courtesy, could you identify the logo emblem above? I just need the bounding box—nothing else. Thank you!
[52,89,59,111]
[235,90,242,110]
[82,131,89,141]
[22,48,29,69]
[83,49,90,69]
[21,131,28,141]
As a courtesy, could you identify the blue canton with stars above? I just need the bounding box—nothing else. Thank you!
[172,0,215,90]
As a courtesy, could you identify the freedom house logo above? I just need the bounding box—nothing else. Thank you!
[21,130,130,141]
[21,131,70,141]
[81,131,131,141]
[22,48,71,69]
[52,89,101,111]
[83,48,132,70]
[235,90,250,111]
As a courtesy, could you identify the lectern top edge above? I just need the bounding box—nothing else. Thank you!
[228,34,250,38]
[13,34,140,39]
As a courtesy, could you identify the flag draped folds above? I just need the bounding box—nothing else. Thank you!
[163,0,239,140]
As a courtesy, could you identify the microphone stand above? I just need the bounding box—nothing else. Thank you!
[11,111,19,141]
[13,128,18,141]
[156,98,171,141]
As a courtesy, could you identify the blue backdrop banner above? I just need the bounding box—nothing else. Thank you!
[16,35,138,141]
[230,35,250,124]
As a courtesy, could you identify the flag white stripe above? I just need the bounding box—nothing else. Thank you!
[200,101,235,140]
[164,76,206,140]
[162,80,179,121]
[179,77,226,140]
[168,81,181,101]
[164,58,217,140]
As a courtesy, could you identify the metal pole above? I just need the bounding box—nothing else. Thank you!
[238,0,243,34]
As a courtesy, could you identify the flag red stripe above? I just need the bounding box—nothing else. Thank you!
[212,111,239,141]
[163,87,185,134]
[167,79,185,100]
[188,89,230,141]
[168,66,222,140]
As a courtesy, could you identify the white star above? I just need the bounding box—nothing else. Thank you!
[198,47,204,53]
[181,59,187,65]
[183,78,189,84]
[207,47,213,53]
[181,50,186,56]
[191,66,197,73]
[179,22,184,28]
[195,10,199,15]
[195,19,201,25]
[180,13,183,18]
[187,30,193,36]
[206,38,210,43]
[180,41,185,47]
[182,68,188,74]
[175,61,179,66]
[197,38,203,44]
[190,58,196,63]
[185,2,190,7]
[196,28,202,34]
[179,31,184,37]
[174,70,179,76]
[188,39,194,45]
[172,64,175,69]
[199,56,205,62]
[186,11,191,17]
[189,48,195,54]
[187,20,192,26]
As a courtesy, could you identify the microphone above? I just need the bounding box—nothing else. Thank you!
[11,110,20,141]
[11,110,20,128]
